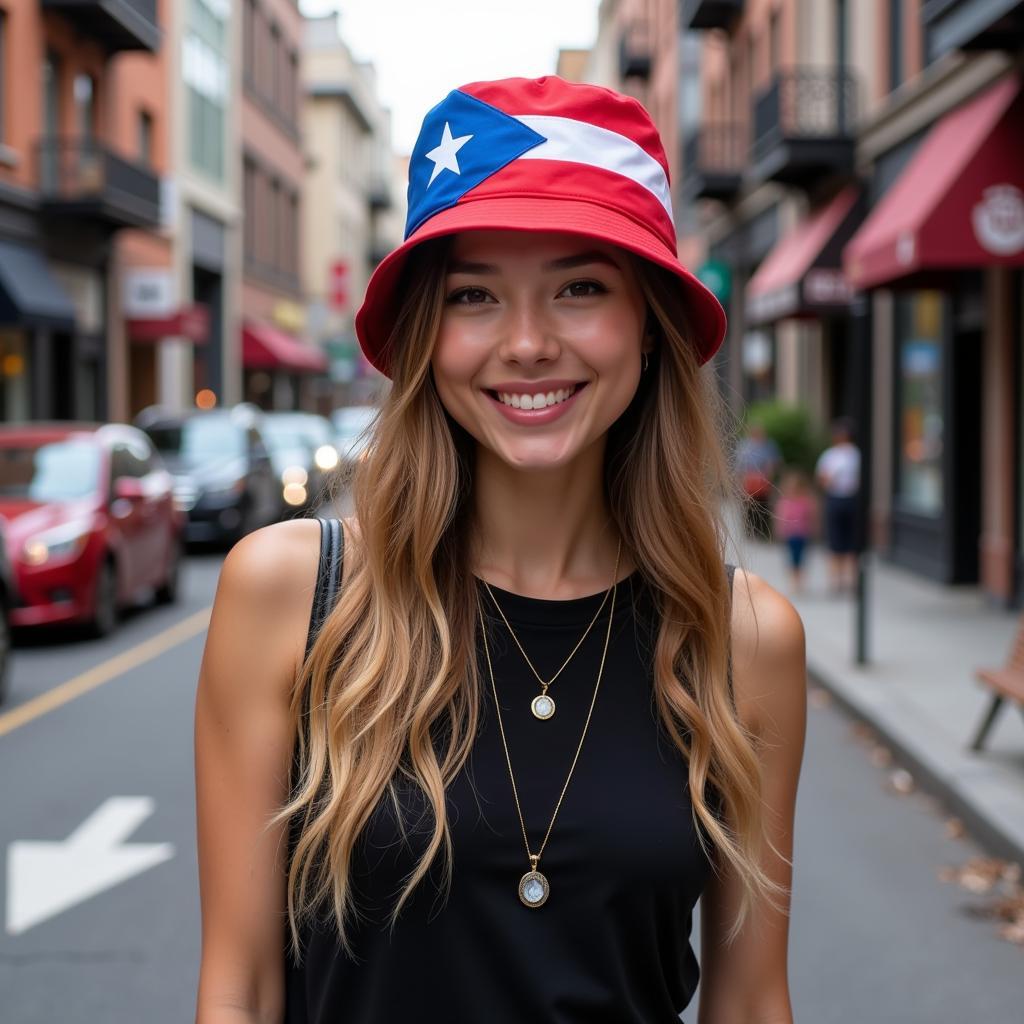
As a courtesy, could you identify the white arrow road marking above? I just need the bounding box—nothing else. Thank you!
[6,796,174,935]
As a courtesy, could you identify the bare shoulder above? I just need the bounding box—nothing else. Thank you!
[728,567,807,741]
[214,517,325,679]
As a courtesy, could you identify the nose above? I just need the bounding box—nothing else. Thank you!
[497,300,561,366]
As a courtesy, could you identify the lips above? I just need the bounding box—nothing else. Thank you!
[483,381,590,425]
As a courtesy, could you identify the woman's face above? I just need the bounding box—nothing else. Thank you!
[431,230,649,471]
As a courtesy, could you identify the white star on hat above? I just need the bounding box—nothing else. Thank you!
[425,122,474,187]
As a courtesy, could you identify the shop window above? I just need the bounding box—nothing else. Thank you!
[895,291,944,516]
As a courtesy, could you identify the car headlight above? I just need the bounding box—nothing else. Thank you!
[23,520,93,565]
[313,444,339,471]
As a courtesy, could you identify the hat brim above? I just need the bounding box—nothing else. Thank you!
[354,196,727,377]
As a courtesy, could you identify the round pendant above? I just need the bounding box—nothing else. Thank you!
[531,693,555,720]
[518,869,550,908]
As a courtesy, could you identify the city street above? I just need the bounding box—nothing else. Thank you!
[0,524,1020,1023]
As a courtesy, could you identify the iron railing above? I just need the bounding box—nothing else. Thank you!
[684,124,745,177]
[36,138,161,228]
[680,0,744,31]
[753,68,858,147]
[619,21,652,79]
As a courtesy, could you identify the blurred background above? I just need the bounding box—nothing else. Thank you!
[1,1,1023,1021]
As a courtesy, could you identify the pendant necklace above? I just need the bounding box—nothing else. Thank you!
[477,563,619,908]
[480,538,621,721]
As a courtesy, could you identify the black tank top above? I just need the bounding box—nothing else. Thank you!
[285,518,736,1023]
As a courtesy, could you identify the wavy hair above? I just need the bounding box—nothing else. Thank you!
[267,235,787,960]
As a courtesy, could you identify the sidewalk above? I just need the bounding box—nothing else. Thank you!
[733,536,1024,866]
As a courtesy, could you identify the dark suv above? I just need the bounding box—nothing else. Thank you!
[135,405,282,547]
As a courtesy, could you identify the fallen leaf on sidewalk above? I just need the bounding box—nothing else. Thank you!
[944,818,965,839]
[885,768,915,795]
[938,857,1020,894]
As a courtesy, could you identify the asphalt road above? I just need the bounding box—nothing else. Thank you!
[1,518,1020,1023]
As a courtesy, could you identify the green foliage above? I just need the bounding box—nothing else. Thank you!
[742,400,828,477]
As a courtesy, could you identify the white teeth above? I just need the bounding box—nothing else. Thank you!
[496,386,579,410]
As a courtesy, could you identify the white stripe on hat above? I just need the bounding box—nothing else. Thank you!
[512,114,674,223]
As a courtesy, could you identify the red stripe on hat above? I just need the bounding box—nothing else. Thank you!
[460,76,669,178]
[457,158,678,253]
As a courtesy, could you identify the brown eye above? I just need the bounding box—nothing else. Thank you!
[561,280,605,298]
[447,287,493,305]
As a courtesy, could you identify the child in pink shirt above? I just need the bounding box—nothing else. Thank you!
[773,469,818,594]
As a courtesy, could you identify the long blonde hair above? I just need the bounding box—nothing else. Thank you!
[269,235,786,959]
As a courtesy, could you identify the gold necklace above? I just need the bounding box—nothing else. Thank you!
[477,571,619,909]
[480,539,622,721]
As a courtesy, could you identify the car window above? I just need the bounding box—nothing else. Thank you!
[146,417,245,461]
[0,440,101,501]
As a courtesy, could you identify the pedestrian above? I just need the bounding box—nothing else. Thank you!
[815,416,862,596]
[734,420,781,540]
[773,467,818,595]
[194,76,806,1024]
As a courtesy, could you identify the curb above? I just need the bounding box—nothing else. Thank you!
[806,659,1024,868]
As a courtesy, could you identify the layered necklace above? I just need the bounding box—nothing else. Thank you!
[480,539,621,720]
[476,542,622,908]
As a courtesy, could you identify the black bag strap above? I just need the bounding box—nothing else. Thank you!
[724,562,737,709]
[304,517,345,660]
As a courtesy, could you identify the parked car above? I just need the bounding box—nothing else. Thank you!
[0,422,184,637]
[331,405,378,474]
[135,404,282,547]
[261,411,339,516]
[0,517,15,703]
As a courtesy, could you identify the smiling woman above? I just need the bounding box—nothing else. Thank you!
[194,75,806,1024]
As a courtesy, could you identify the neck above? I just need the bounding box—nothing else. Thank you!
[470,440,628,599]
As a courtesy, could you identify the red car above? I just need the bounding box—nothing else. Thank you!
[0,422,185,636]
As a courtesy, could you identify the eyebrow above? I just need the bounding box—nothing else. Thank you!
[447,250,622,275]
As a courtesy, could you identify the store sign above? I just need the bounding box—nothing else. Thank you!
[329,259,350,311]
[804,269,853,306]
[272,300,306,333]
[123,268,176,316]
[972,184,1024,256]
[696,260,731,304]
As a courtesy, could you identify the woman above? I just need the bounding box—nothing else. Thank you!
[194,76,806,1023]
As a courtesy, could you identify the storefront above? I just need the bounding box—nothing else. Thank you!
[745,186,863,426]
[241,318,327,411]
[844,72,1024,589]
[0,238,78,420]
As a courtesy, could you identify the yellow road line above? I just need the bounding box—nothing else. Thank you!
[0,607,212,738]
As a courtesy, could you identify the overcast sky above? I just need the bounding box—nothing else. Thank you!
[299,1,602,154]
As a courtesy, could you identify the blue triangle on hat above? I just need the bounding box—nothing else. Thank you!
[405,89,546,239]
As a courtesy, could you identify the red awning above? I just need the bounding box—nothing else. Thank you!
[242,319,327,374]
[127,304,210,344]
[844,72,1024,290]
[746,186,861,324]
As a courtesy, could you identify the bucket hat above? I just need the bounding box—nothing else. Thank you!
[355,75,727,377]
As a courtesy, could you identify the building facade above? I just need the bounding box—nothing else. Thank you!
[240,0,325,412]
[681,0,1024,604]
[0,0,166,423]
[301,12,399,409]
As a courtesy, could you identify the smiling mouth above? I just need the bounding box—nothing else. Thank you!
[483,382,589,409]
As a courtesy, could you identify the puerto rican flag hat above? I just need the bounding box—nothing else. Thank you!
[355,76,727,377]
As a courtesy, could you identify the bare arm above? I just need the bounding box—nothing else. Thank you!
[194,518,322,1024]
[698,569,808,1024]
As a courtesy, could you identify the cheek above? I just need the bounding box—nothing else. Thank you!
[431,323,484,414]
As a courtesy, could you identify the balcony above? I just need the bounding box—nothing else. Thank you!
[922,0,1024,63]
[619,22,652,79]
[750,69,857,188]
[368,178,392,212]
[680,0,744,31]
[681,125,744,201]
[36,138,161,231]
[41,0,160,54]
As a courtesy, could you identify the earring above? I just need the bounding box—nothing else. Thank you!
[642,351,650,373]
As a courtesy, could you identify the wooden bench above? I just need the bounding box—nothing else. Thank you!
[970,615,1024,751]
